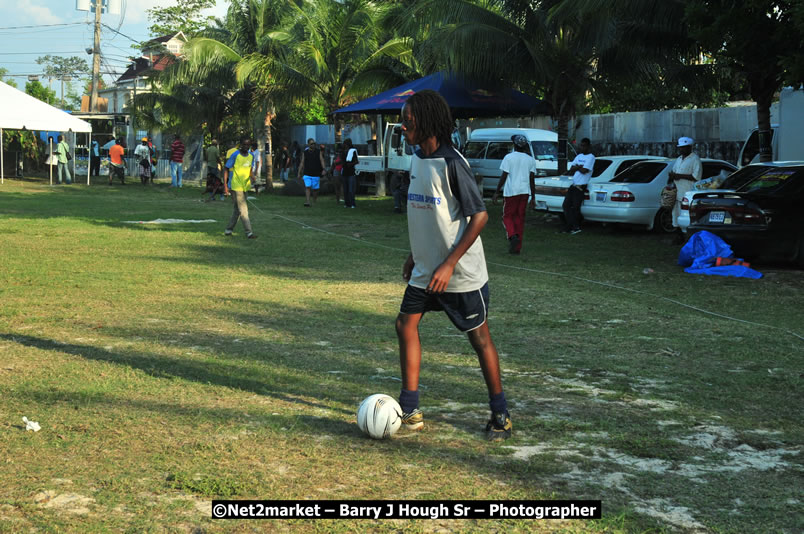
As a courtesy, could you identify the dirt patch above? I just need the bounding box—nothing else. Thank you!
[34,490,95,515]
[632,499,707,532]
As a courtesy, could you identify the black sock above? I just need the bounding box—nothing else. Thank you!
[489,391,507,414]
[399,389,419,414]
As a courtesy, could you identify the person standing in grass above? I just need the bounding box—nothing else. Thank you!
[134,138,152,185]
[223,136,257,239]
[90,138,101,177]
[55,135,72,185]
[492,134,537,254]
[561,137,595,234]
[108,138,126,185]
[170,134,185,188]
[342,138,359,209]
[297,137,326,207]
[395,89,512,441]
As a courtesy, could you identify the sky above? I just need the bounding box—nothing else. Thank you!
[0,0,228,97]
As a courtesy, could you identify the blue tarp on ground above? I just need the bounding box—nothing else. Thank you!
[678,231,763,279]
[332,72,549,118]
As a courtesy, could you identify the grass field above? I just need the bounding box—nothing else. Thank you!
[0,177,801,533]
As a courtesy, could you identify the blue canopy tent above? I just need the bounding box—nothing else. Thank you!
[333,72,549,118]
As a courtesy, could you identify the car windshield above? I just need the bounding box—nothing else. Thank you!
[609,161,667,183]
[735,167,804,195]
[531,141,557,161]
[721,165,781,190]
[486,142,513,160]
[464,142,487,159]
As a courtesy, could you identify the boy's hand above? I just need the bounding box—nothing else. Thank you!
[402,255,414,281]
[427,262,455,294]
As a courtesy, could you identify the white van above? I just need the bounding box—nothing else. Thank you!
[463,128,575,193]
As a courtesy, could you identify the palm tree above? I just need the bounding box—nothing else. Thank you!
[129,52,251,139]
[403,0,697,172]
[235,0,415,141]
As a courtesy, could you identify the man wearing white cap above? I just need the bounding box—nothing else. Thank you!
[668,136,702,238]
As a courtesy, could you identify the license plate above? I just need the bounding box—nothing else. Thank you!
[536,201,547,209]
[708,211,726,223]
[595,191,606,202]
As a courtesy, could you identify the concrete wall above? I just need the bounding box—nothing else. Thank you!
[571,103,780,165]
[290,123,374,148]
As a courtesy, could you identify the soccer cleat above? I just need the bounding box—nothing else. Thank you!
[247,233,257,239]
[570,229,582,235]
[400,409,424,432]
[485,411,512,441]
[224,230,233,236]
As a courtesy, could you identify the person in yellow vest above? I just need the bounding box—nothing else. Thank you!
[223,137,257,239]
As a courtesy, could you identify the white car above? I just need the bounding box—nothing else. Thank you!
[582,159,736,232]
[531,155,664,214]
[678,161,804,233]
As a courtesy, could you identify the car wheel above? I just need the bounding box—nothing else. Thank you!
[653,207,675,233]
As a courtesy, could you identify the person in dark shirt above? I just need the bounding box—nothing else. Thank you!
[297,138,326,207]
[170,134,185,188]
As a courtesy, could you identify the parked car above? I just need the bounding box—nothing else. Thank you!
[687,164,804,266]
[678,162,802,233]
[463,128,577,193]
[581,159,736,232]
[531,155,664,214]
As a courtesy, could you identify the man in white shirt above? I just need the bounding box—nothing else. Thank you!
[493,134,537,254]
[343,138,359,208]
[668,136,702,238]
[562,138,595,234]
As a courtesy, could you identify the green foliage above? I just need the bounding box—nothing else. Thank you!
[146,0,216,37]
[2,129,43,168]
[35,55,89,79]
[288,99,329,124]
[685,0,804,98]
[24,80,56,105]
[0,67,17,88]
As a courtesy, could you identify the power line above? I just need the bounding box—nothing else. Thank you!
[101,23,143,45]
[0,22,85,30]
[0,52,89,56]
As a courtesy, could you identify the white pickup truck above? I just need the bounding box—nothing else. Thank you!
[354,123,414,193]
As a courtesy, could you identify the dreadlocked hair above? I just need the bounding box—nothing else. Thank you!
[406,90,453,147]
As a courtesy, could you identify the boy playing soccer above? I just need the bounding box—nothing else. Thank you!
[396,90,512,441]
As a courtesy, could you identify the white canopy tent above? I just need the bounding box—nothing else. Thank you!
[0,81,92,185]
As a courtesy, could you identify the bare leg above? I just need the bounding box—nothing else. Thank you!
[466,322,503,396]
[396,312,423,391]
[305,187,312,205]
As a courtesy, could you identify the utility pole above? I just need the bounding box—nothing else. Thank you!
[89,0,102,112]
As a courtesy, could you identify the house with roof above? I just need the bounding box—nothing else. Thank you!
[94,31,186,116]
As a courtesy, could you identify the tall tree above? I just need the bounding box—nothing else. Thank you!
[25,80,57,105]
[402,0,692,172]
[146,0,217,37]
[234,0,414,140]
[684,0,804,161]
[35,55,90,109]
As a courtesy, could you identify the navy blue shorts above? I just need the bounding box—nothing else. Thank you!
[400,283,489,332]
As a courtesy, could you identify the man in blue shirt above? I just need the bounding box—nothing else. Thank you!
[90,139,100,176]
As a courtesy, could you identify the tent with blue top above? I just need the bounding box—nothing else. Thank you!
[332,72,549,118]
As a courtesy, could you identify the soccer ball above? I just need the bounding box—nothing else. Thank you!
[357,394,402,439]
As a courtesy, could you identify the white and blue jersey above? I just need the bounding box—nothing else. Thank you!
[406,144,488,293]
